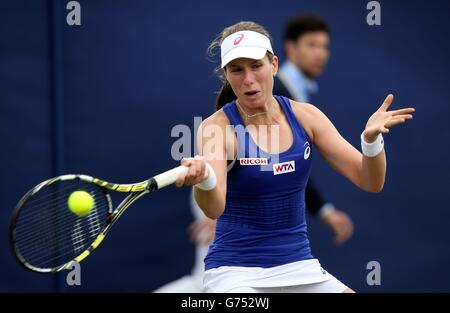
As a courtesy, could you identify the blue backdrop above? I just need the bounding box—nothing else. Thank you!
[1,0,449,292]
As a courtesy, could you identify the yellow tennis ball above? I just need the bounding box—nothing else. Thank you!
[68,191,94,217]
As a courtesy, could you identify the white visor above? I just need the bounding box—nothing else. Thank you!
[220,30,273,68]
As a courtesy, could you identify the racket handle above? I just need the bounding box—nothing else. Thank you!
[151,165,189,190]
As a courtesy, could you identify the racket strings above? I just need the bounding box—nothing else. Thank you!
[15,202,108,256]
[14,202,110,256]
[14,202,107,247]
[13,179,110,270]
[16,212,108,269]
[15,184,106,224]
[20,208,109,268]
[23,180,91,206]
[14,190,108,241]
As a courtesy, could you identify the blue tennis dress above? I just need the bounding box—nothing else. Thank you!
[205,95,314,270]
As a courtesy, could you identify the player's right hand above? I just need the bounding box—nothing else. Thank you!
[175,155,210,187]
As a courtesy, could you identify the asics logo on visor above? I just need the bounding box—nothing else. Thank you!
[233,33,244,45]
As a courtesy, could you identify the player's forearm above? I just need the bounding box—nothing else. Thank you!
[359,150,386,193]
[194,186,225,219]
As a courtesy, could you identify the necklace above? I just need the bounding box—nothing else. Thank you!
[235,99,273,119]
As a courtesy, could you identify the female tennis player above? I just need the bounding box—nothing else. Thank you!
[175,21,414,293]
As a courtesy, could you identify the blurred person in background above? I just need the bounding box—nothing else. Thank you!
[274,14,353,245]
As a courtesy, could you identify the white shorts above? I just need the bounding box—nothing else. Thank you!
[204,259,348,293]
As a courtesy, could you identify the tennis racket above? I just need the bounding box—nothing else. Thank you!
[9,165,188,273]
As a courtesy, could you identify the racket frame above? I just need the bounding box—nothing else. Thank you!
[10,165,187,273]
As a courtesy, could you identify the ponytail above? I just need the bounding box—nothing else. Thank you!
[215,81,236,111]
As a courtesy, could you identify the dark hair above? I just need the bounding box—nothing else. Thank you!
[284,14,329,42]
[207,21,273,111]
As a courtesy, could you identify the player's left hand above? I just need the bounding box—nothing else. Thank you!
[364,94,415,142]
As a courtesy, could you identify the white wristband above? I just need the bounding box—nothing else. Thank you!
[361,131,384,157]
[195,163,217,191]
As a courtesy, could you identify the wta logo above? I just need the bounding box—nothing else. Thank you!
[273,161,295,175]
[234,33,244,45]
[240,158,268,165]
